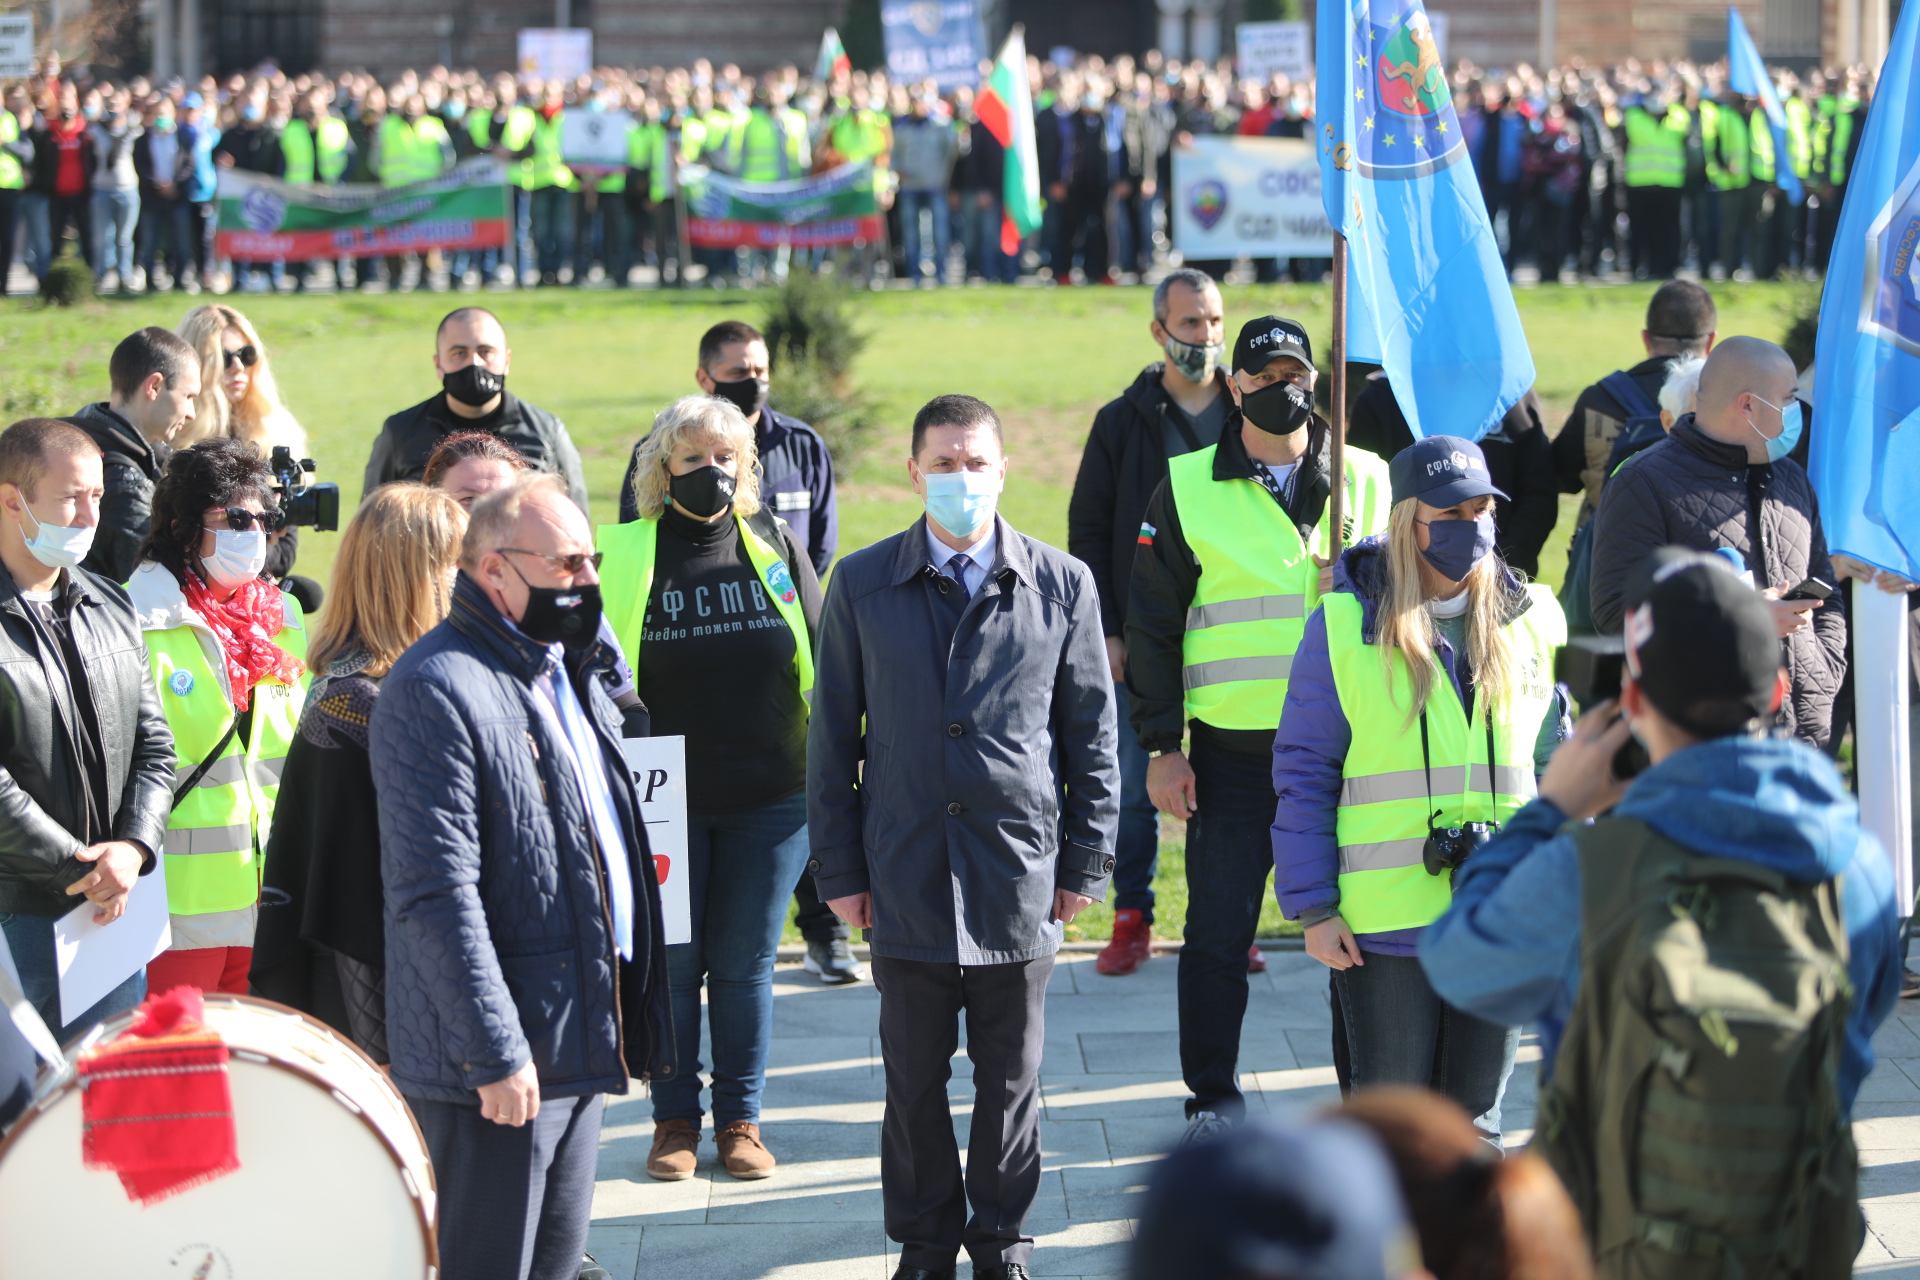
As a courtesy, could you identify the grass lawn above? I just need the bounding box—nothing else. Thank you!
[0,279,1817,944]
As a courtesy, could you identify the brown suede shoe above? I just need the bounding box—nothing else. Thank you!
[715,1121,776,1180]
[646,1118,700,1181]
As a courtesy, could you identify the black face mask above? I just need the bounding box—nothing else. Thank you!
[443,362,505,408]
[710,376,769,420]
[669,465,738,519]
[1242,380,1314,436]
[506,560,603,650]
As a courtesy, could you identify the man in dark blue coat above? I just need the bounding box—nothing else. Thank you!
[809,395,1119,1280]
[371,473,672,1280]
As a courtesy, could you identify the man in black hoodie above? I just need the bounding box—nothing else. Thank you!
[364,308,589,514]
[1067,268,1231,977]
[64,326,200,583]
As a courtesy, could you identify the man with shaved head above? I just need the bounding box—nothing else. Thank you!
[1589,335,1845,745]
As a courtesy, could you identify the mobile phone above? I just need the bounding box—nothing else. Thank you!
[1783,576,1834,602]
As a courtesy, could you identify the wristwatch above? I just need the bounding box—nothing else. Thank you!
[1151,748,1179,759]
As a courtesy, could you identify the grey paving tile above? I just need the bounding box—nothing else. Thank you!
[1042,1073,1201,1123]
[1060,1164,1153,1221]
[1283,1027,1337,1069]
[636,1222,892,1279]
[1877,1019,1920,1061]
[1028,1217,1136,1276]
[585,1224,642,1280]
[1246,1065,1343,1120]
[705,1159,885,1223]
[591,1143,714,1224]
[1858,1107,1920,1151]
[766,1035,881,1077]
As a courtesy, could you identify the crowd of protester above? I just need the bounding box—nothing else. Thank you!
[0,42,1883,294]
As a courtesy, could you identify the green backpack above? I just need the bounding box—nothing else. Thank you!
[1537,816,1859,1279]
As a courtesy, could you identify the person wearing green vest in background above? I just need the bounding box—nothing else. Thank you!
[133,438,310,996]
[1621,86,1689,278]
[0,93,30,298]
[1812,68,1867,271]
[621,88,659,285]
[471,74,539,285]
[1126,317,1392,1141]
[598,395,822,1183]
[372,92,454,291]
[528,82,577,287]
[1706,89,1754,279]
[1747,98,1784,280]
[572,88,631,288]
[647,89,708,286]
[281,88,355,294]
[1781,78,1814,274]
[1273,433,1566,1142]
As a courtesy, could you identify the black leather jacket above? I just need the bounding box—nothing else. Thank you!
[0,564,177,916]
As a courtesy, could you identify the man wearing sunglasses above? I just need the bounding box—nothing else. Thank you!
[364,307,590,515]
[370,472,672,1280]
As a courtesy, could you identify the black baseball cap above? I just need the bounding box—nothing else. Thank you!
[1388,435,1509,508]
[1233,316,1314,375]
[1622,548,1783,738]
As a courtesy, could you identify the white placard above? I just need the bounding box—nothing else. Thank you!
[517,28,593,83]
[54,856,171,1027]
[622,736,691,946]
[561,109,635,175]
[0,12,32,79]
[1236,21,1311,82]
[1171,134,1334,259]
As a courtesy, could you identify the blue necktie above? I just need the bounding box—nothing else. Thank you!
[945,552,972,600]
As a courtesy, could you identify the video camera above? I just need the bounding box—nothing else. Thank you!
[269,446,340,533]
[1554,635,1651,780]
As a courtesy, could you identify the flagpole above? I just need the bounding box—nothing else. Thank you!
[1329,231,1348,554]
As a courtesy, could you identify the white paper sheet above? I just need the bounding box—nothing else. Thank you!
[54,855,171,1026]
[621,736,691,945]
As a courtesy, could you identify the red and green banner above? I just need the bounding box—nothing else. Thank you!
[681,159,882,249]
[973,26,1042,254]
[817,26,850,83]
[214,157,509,262]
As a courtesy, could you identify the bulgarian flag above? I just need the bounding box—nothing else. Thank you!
[973,26,1042,255]
[817,26,850,83]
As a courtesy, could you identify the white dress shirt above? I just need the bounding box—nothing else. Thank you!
[924,520,999,597]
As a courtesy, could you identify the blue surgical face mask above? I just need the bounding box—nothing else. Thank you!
[1417,513,1497,584]
[921,469,1001,541]
[241,103,263,123]
[1748,395,1804,463]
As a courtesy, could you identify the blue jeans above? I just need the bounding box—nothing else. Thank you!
[1176,731,1277,1118]
[651,791,811,1126]
[91,189,140,282]
[962,194,1019,282]
[1333,952,1518,1146]
[1111,683,1159,920]
[17,192,49,281]
[899,187,951,285]
[1,911,147,1044]
[531,186,573,278]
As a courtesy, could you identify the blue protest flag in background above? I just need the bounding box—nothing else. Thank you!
[1810,0,1920,577]
[1727,8,1804,207]
[1315,0,1534,442]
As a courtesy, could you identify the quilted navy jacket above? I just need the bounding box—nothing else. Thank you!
[370,573,673,1104]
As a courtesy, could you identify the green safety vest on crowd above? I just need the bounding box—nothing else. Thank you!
[1323,585,1563,934]
[828,103,890,165]
[377,113,447,187]
[1750,110,1776,184]
[281,115,351,184]
[471,105,540,189]
[1624,103,1689,188]
[1818,100,1859,185]
[527,110,576,191]
[0,109,23,190]
[135,568,310,919]
[726,106,809,181]
[1709,104,1750,190]
[1784,96,1813,180]
[597,514,814,699]
[648,116,706,201]
[1167,443,1391,731]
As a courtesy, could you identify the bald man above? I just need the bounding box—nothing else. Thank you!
[1589,336,1845,746]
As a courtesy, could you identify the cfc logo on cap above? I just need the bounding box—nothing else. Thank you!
[1250,328,1286,349]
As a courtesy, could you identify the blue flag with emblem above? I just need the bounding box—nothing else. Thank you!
[1809,0,1920,577]
[1726,7,1804,207]
[1315,0,1534,442]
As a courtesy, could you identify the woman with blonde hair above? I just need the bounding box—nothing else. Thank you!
[176,303,308,454]
[251,483,467,1061]
[599,394,822,1183]
[1272,435,1568,1144]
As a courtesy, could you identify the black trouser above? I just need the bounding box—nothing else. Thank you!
[0,189,17,293]
[48,192,92,269]
[1057,183,1108,281]
[1626,184,1682,277]
[874,953,1052,1270]
[792,870,846,945]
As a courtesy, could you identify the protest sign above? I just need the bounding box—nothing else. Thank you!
[214,157,510,262]
[882,0,985,88]
[1171,135,1333,259]
[518,28,592,81]
[0,12,32,78]
[1237,21,1312,81]
[681,159,884,249]
[622,736,691,946]
[562,109,635,176]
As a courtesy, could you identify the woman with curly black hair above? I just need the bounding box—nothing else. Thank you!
[131,437,310,995]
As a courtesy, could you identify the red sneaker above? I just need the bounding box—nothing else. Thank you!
[1096,909,1153,975]
[1247,944,1267,974]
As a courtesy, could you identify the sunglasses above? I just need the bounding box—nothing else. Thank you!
[207,506,285,533]
[222,344,258,370]
[501,548,602,575]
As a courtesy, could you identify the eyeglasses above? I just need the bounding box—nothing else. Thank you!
[206,506,284,533]
[222,345,258,370]
[500,548,602,576]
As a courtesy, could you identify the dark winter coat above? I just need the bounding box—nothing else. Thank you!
[63,402,170,586]
[1588,414,1846,746]
[370,573,674,1103]
[365,391,590,516]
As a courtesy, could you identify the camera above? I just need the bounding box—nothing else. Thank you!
[1424,820,1496,878]
[1553,634,1651,780]
[269,446,340,532]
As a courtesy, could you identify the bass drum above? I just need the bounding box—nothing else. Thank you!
[0,993,436,1280]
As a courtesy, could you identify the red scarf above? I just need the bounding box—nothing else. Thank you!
[182,571,305,710]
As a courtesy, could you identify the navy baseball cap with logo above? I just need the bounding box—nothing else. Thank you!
[1388,435,1509,508]
[1232,316,1314,375]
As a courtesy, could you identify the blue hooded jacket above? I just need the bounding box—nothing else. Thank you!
[1420,734,1901,1111]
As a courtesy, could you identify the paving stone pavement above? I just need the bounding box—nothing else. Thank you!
[586,949,1920,1278]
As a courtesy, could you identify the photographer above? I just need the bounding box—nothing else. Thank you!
[1272,436,1566,1142]
[1420,551,1899,1268]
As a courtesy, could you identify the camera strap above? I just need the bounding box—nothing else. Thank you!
[1418,707,1498,827]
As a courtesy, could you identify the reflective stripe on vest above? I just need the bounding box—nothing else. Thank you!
[147,597,309,916]
[1168,443,1391,731]
[316,116,351,183]
[1323,584,1564,934]
[597,514,814,699]
[0,110,23,189]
